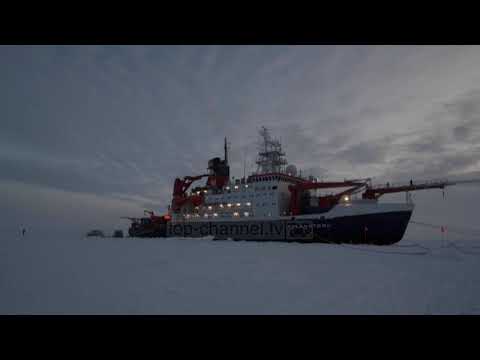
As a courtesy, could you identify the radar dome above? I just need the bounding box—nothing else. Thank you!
[286,164,297,176]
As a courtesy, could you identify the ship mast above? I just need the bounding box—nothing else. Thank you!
[255,127,288,174]
[224,136,228,165]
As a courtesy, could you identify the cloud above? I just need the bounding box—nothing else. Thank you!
[2,45,480,228]
[337,140,390,165]
[443,89,480,143]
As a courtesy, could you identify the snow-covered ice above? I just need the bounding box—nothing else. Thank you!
[1,229,480,314]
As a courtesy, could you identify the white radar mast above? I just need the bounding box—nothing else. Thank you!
[255,127,288,174]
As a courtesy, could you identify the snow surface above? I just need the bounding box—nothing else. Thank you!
[1,230,480,314]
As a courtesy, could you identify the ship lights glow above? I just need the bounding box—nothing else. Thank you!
[219,204,224,208]
[207,206,212,210]
[246,202,251,206]
[236,203,241,207]
[213,213,218,217]
[343,195,350,202]
[244,212,249,217]
[227,203,232,207]
[233,212,239,217]
[234,185,239,190]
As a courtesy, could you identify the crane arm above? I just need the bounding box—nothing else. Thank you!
[171,173,210,211]
[446,179,480,185]
[173,174,209,197]
[361,178,480,200]
[288,180,368,215]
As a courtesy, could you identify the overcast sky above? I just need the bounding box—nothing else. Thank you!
[1,45,480,235]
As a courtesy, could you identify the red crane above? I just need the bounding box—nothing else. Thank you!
[288,180,368,216]
[361,180,457,200]
[288,177,480,215]
[361,179,480,200]
[171,174,209,211]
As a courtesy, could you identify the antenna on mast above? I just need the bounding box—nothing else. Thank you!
[224,137,228,165]
[243,152,246,179]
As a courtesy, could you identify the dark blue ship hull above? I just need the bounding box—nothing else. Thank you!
[311,210,413,245]
[166,210,413,245]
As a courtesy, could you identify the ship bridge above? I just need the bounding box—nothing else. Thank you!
[178,128,305,220]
